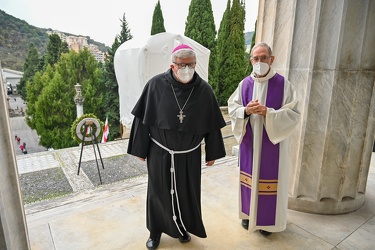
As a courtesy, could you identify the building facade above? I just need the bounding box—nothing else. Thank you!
[47,30,105,63]
[1,68,23,95]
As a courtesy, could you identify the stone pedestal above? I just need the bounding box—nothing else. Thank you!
[0,69,30,248]
[257,0,375,214]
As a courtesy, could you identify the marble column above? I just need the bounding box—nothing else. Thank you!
[0,68,30,248]
[256,0,375,214]
[74,83,84,118]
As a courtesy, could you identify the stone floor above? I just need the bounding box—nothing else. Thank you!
[23,141,375,250]
[8,96,375,249]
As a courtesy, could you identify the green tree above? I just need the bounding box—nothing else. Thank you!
[25,65,55,129]
[184,0,217,86]
[101,13,133,141]
[18,43,40,100]
[37,54,46,72]
[44,34,69,68]
[215,0,246,105]
[56,48,104,115]
[118,13,133,44]
[245,20,257,76]
[215,0,231,104]
[24,33,68,105]
[33,72,76,149]
[27,49,104,149]
[230,0,246,78]
[151,0,166,35]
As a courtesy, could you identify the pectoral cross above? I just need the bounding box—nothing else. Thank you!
[177,110,186,123]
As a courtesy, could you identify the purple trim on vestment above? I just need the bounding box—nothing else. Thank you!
[240,74,284,226]
[240,76,254,215]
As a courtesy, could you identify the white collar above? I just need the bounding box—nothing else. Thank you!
[250,67,276,82]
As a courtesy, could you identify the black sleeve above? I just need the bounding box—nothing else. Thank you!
[127,117,150,159]
[204,129,226,161]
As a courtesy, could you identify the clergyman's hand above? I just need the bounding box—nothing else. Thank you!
[245,99,267,116]
[206,160,215,166]
[138,157,145,161]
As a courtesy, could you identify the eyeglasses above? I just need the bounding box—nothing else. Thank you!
[251,56,271,62]
[173,62,196,69]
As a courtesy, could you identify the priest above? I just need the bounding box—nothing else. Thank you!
[127,44,226,250]
[228,42,300,236]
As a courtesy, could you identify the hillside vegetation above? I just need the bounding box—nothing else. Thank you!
[0,9,253,72]
[0,9,108,71]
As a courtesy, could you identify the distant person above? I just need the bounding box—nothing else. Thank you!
[228,42,300,236]
[15,133,18,140]
[20,144,24,153]
[127,44,226,249]
[17,136,21,145]
[23,142,26,149]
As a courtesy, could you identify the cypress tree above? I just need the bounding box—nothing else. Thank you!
[229,0,246,83]
[245,20,257,76]
[215,0,231,104]
[118,13,133,44]
[44,34,68,68]
[101,13,133,141]
[184,0,217,86]
[151,0,166,35]
[19,43,39,100]
[19,34,69,100]
[25,34,70,126]
[251,21,257,48]
[215,0,246,105]
[25,67,53,130]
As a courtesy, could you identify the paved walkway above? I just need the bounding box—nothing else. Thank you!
[23,141,375,250]
[8,96,375,249]
[8,95,46,156]
[16,140,127,174]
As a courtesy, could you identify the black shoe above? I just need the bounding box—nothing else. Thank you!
[146,233,161,250]
[178,231,191,243]
[241,219,249,230]
[259,230,272,236]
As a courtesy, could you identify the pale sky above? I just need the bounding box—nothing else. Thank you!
[0,0,259,46]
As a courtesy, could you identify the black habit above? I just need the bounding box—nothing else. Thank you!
[127,69,226,238]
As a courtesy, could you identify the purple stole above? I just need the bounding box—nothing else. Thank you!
[240,74,284,226]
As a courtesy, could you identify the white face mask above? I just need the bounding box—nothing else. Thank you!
[253,62,270,76]
[176,67,195,83]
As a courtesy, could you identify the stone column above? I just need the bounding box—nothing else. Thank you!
[0,68,30,248]
[74,83,84,118]
[256,0,375,214]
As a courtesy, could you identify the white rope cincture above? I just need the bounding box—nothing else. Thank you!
[150,136,201,236]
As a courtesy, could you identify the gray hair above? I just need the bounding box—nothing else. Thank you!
[171,49,196,62]
[251,42,273,56]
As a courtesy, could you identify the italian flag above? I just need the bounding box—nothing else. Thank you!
[101,117,109,143]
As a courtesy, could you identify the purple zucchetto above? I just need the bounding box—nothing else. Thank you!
[172,44,194,54]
